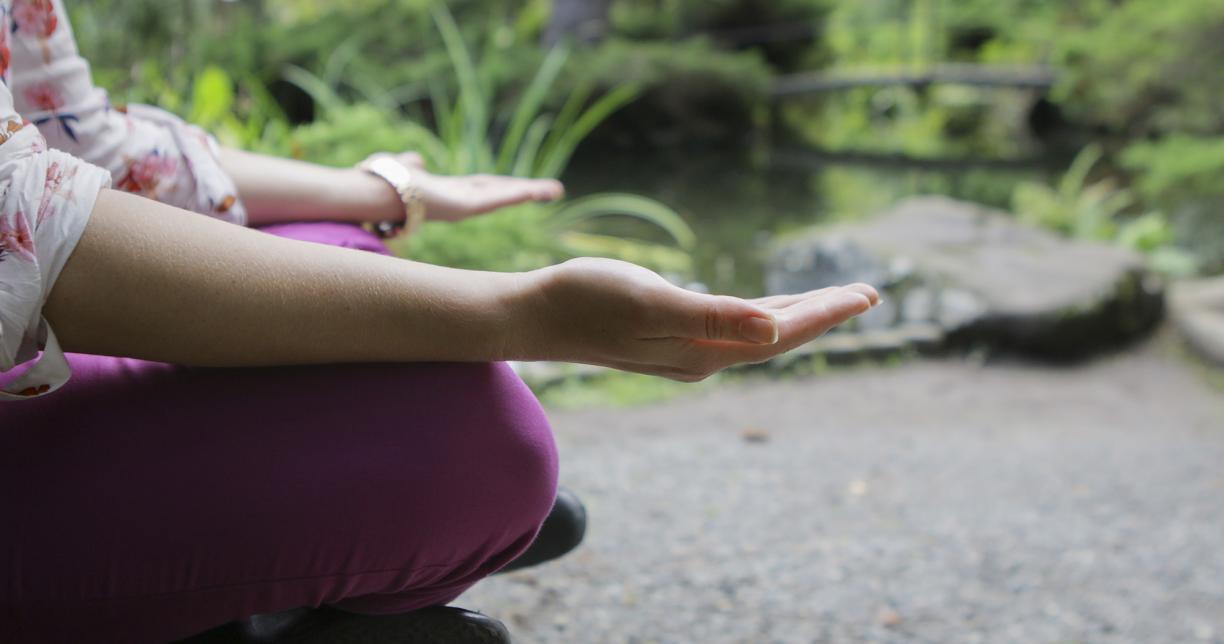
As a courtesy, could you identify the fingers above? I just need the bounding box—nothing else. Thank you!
[651,283,879,348]
[773,289,874,345]
[717,289,873,364]
[455,177,566,216]
[842,283,880,306]
[499,177,564,205]
[751,283,879,310]
[652,289,780,345]
[636,286,877,380]
[395,152,426,169]
[750,287,839,309]
[530,178,565,201]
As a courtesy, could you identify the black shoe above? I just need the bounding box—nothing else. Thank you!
[497,486,587,574]
[289,606,510,644]
[173,486,589,644]
[176,606,510,644]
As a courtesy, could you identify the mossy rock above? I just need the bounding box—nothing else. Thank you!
[767,196,1166,360]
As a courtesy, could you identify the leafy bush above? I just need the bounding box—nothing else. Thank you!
[1121,136,1224,205]
[565,37,772,148]
[1120,136,1224,274]
[1054,0,1224,137]
[287,4,696,275]
[612,0,833,71]
[1012,145,1197,276]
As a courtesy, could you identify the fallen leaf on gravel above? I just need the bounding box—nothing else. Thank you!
[741,426,771,443]
[877,607,903,628]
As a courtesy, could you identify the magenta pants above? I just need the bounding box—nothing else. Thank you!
[0,223,559,644]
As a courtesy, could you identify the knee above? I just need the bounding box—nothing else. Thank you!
[460,363,559,531]
[282,362,559,611]
[423,362,559,539]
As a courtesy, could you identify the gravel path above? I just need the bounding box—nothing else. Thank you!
[460,339,1224,644]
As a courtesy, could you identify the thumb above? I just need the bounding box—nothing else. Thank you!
[665,292,779,345]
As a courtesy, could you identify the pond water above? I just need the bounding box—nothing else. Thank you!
[564,146,1057,297]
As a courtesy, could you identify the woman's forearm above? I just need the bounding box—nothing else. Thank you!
[44,190,879,380]
[44,190,523,366]
[219,147,402,227]
[221,147,566,227]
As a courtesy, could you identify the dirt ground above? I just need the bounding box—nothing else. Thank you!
[461,335,1224,643]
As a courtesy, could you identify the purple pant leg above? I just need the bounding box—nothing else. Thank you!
[257,221,395,256]
[0,223,558,644]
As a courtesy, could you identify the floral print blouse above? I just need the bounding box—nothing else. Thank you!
[0,0,245,400]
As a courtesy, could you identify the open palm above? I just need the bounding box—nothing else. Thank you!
[520,257,881,381]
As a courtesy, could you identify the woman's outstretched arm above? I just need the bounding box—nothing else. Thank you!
[219,148,565,227]
[45,190,878,380]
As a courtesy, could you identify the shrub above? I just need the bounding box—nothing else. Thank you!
[1012,145,1197,276]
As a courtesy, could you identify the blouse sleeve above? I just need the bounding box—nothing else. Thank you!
[8,0,246,224]
[0,25,111,402]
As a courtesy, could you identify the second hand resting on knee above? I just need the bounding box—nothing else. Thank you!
[44,188,879,383]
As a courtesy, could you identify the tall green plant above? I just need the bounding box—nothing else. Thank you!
[426,3,643,180]
[287,2,696,276]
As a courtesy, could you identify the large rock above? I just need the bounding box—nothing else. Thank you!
[1170,277,1224,367]
[767,196,1165,359]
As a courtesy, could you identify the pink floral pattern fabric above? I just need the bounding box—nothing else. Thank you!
[1,0,248,400]
[0,118,109,400]
[10,0,245,223]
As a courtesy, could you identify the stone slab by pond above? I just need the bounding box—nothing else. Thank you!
[767,196,1165,360]
[1170,276,1224,367]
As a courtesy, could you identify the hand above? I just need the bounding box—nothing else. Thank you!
[389,153,565,222]
[514,257,880,381]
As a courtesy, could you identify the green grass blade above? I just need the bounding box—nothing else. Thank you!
[322,34,364,89]
[496,45,569,174]
[349,69,398,113]
[538,84,641,179]
[548,192,696,250]
[512,114,554,177]
[555,231,695,275]
[431,1,489,168]
[282,64,343,115]
[1060,144,1102,201]
[538,79,593,173]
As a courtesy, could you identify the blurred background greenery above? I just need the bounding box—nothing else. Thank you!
[72,0,1224,292]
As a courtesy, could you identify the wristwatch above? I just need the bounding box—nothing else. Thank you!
[357,153,426,239]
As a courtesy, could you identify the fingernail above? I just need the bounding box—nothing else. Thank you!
[739,316,779,344]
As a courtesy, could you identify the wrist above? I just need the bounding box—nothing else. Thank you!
[347,167,409,223]
[496,267,556,362]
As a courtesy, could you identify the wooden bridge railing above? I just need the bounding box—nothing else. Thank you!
[771,63,1057,98]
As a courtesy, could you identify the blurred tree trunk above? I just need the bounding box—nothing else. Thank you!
[544,0,611,47]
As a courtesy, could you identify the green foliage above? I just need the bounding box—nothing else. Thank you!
[286,103,445,167]
[536,370,706,409]
[287,3,695,275]
[61,0,1224,282]
[188,67,293,153]
[72,0,699,276]
[1054,0,1224,137]
[1012,145,1197,276]
[563,37,772,147]
[611,0,832,71]
[1121,136,1224,205]
[1013,145,1127,239]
